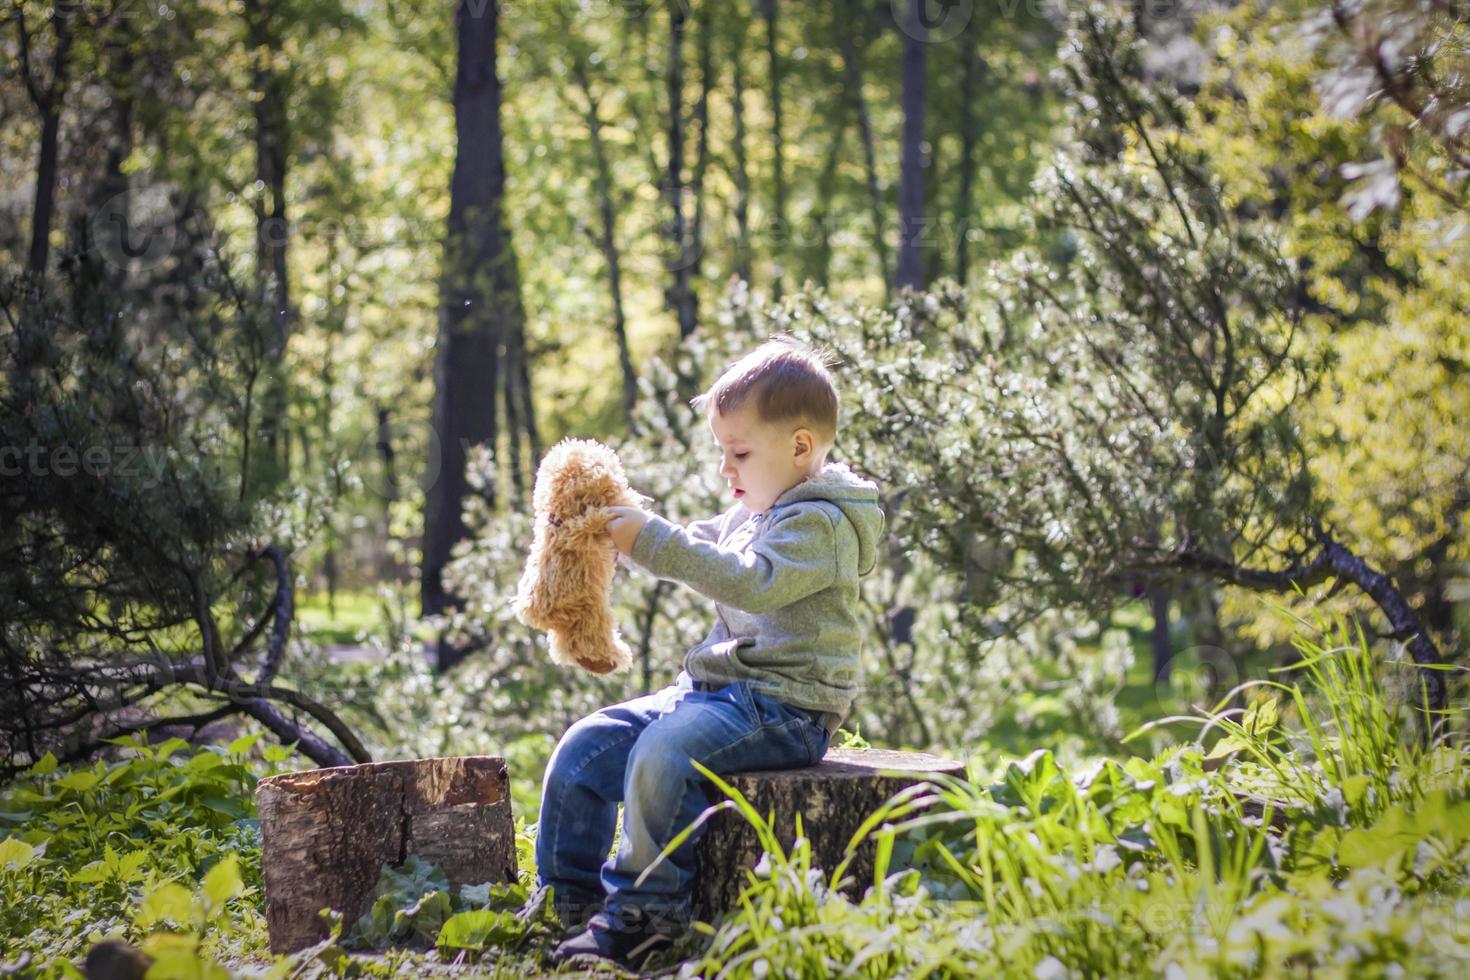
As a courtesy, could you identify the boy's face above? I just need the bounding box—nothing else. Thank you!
[708,404,818,515]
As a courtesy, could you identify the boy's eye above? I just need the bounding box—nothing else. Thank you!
[734,452,748,460]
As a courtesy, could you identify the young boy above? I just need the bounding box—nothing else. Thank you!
[531,337,884,969]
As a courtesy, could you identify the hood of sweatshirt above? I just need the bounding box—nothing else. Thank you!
[767,460,885,575]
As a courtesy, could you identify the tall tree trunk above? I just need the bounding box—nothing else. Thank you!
[731,10,753,287]
[91,38,135,291]
[244,0,294,492]
[16,4,74,281]
[424,0,522,672]
[664,0,697,339]
[761,0,786,301]
[895,0,928,293]
[569,51,637,430]
[1149,584,1172,684]
[807,98,848,288]
[374,403,398,581]
[688,1,713,313]
[31,106,61,279]
[836,3,889,302]
[955,38,985,286]
[923,94,944,286]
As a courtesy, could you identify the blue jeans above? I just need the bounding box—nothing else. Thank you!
[534,669,830,926]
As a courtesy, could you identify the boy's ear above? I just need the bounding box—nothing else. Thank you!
[792,427,815,460]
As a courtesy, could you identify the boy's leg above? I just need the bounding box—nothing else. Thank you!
[533,675,698,924]
[600,681,829,930]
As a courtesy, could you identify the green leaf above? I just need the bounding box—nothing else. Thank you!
[202,855,244,906]
[71,860,109,884]
[139,932,233,980]
[199,796,248,820]
[138,882,195,928]
[437,909,522,950]
[227,732,264,756]
[153,738,191,760]
[262,742,294,763]
[0,836,38,870]
[118,850,150,882]
[30,752,58,776]
[54,771,101,793]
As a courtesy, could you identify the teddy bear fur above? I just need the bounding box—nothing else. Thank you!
[512,438,646,674]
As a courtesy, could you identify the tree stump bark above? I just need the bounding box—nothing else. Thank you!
[691,747,964,921]
[256,756,517,954]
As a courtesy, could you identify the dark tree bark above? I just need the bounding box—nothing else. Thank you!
[836,0,890,302]
[895,0,928,293]
[692,748,964,920]
[568,43,637,430]
[257,757,516,954]
[955,38,986,286]
[242,0,294,492]
[424,0,526,671]
[1149,584,1172,684]
[761,0,786,300]
[662,0,697,339]
[730,6,753,286]
[373,403,398,580]
[13,1,75,280]
[807,95,849,289]
[688,0,714,314]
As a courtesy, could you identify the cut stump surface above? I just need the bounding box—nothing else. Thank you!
[692,747,964,920]
[256,756,516,954]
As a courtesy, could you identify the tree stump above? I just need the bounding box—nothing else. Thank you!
[256,756,517,954]
[691,747,964,920]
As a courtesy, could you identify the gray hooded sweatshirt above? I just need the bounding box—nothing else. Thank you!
[625,461,885,733]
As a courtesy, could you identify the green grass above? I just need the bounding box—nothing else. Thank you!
[294,589,385,646]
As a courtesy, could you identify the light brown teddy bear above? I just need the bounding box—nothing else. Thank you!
[512,438,646,674]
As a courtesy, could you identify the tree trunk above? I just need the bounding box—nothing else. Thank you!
[663,0,697,340]
[692,748,963,920]
[243,0,294,492]
[425,0,522,672]
[257,756,517,954]
[688,1,713,316]
[895,0,928,293]
[806,56,849,289]
[1149,584,1172,684]
[30,106,61,280]
[955,39,985,286]
[761,0,786,301]
[570,54,637,430]
[730,9,753,286]
[837,2,890,303]
[374,403,398,581]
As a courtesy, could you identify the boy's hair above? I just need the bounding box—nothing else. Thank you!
[691,336,840,443]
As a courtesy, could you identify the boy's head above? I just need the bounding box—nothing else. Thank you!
[691,336,839,514]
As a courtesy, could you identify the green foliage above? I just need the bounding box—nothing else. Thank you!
[347,855,452,950]
[679,613,1470,978]
[0,732,289,976]
[1190,0,1470,654]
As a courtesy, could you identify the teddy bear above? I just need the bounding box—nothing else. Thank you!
[512,438,646,674]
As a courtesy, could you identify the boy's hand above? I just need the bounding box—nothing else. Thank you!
[604,505,650,555]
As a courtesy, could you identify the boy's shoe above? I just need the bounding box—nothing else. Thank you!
[517,883,598,936]
[549,907,678,970]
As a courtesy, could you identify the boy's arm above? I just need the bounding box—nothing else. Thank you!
[616,510,726,573]
[629,505,837,613]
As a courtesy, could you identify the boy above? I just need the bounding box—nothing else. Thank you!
[531,337,884,969]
